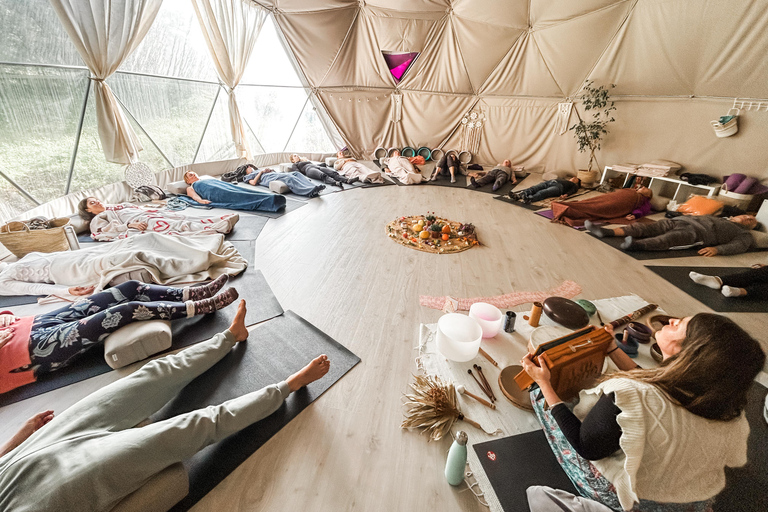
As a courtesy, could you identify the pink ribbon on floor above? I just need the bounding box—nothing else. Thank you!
[419,280,583,311]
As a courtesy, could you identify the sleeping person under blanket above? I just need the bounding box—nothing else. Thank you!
[181,172,286,212]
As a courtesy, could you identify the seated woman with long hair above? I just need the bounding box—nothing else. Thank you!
[79,197,238,242]
[521,313,764,511]
[0,276,237,394]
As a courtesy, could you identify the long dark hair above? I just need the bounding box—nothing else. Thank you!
[605,313,764,421]
[78,197,96,222]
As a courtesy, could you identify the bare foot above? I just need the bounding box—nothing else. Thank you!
[287,355,330,392]
[228,300,249,342]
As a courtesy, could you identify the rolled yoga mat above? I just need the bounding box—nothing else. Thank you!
[0,241,284,407]
[155,310,361,512]
[646,266,768,313]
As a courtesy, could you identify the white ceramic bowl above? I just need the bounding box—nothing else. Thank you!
[436,314,483,362]
[468,302,503,338]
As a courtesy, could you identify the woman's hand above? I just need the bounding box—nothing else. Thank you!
[0,314,17,328]
[521,353,551,385]
[625,214,636,221]
[127,221,148,231]
[698,247,718,257]
[751,263,765,269]
[68,286,95,296]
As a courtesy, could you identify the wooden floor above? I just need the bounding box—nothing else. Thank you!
[1,181,766,511]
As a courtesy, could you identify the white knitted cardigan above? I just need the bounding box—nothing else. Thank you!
[573,378,749,510]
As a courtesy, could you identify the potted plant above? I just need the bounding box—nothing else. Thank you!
[569,81,616,184]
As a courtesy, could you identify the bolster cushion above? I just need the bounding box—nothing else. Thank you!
[269,180,290,194]
[104,320,172,369]
[109,463,188,512]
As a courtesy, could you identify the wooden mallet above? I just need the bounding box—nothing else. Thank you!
[456,384,496,410]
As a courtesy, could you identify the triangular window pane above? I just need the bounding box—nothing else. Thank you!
[241,16,302,87]
[284,100,337,153]
[382,51,419,82]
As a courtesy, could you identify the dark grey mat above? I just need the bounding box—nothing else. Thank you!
[0,294,44,308]
[77,232,96,244]
[0,241,283,407]
[361,178,396,188]
[154,310,360,512]
[423,175,469,188]
[470,173,530,195]
[474,430,578,512]
[493,194,546,211]
[592,234,768,260]
[246,197,307,219]
[227,214,269,241]
[646,266,768,313]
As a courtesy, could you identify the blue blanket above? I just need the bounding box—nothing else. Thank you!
[180,179,286,212]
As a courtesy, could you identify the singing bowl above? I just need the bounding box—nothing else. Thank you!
[542,297,590,330]
[468,302,503,338]
[626,322,653,343]
[436,313,483,362]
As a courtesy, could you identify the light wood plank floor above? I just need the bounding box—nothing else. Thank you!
[1,181,765,512]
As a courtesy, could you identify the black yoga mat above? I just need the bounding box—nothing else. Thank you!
[474,429,578,512]
[0,241,284,407]
[713,381,768,512]
[153,310,360,512]
[246,197,307,219]
[227,214,269,241]
[77,232,96,244]
[646,266,768,313]
[492,194,546,212]
[470,173,530,195]
[591,234,704,260]
[423,175,469,188]
[0,294,44,308]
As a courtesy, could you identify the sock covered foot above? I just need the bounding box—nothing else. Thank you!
[620,236,634,250]
[184,274,229,301]
[689,272,722,289]
[584,220,613,238]
[722,286,747,297]
[192,287,239,315]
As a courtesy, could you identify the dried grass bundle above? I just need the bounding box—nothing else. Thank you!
[401,374,468,441]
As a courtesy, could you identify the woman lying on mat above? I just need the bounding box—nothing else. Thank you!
[521,314,765,512]
[0,233,246,298]
[290,154,354,189]
[467,160,521,191]
[182,171,286,212]
[690,263,768,298]
[0,300,330,511]
[429,150,461,183]
[550,186,653,227]
[0,276,236,394]
[78,197,239,242]
[243,167,326,197]
[334,150,385,184]
[509,176,581,203]
[379,149,423,185]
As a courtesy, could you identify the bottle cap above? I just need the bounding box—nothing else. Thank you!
[456,431,468,446]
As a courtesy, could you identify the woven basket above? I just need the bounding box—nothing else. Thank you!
[577,169,600,185]
[0,218,71,258]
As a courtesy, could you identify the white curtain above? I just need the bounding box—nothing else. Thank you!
[49,0,162,164]
[192,0,267,159]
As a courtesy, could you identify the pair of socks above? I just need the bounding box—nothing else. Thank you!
[689,272,747,297]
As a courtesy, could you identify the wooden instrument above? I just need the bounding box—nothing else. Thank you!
[514,325,614,401]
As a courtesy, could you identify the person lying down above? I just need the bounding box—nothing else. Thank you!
[0,233,247,298]
[181,171,286,212]
[0,299,330,512]
[551,186,653,226]
[242,168,326,197]
[78,196,239,242]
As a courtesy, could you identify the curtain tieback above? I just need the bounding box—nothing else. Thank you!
[89,77,106,82]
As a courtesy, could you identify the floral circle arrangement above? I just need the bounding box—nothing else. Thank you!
[386,212,479,254]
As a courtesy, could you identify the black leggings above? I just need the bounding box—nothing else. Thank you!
[721,266,768,299]
[434,153,460,177]
[295,163,346,184]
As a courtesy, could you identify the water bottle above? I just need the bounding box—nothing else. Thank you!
[445,431,468,486]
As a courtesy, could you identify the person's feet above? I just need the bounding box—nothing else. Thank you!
[619,236,634,250]
[193,287,239,315]
[287,354,330,392]
[228,299,249,342]
[469,177,479,188]
[722,285,747,297]
[347,176,360,185]
[584,220,613,238]
[335,180,344,189]
[689,271,722,289]
[185,274,230,301]
[492,183,500,191]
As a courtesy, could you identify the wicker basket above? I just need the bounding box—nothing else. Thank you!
[0,218,72,258]
[577,169,600,185]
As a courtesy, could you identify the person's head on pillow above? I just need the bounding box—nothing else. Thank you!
[728,214,758,230]
[183,171,200,185]
[78,196,106,222]
[501,159,512,167]
[390,149,401,157]
[290,154,308,163]
[637,186,653,199]
[568,176,582,187]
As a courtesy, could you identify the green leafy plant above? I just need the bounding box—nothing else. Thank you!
[569,81,616,173]
[430,223,443,232]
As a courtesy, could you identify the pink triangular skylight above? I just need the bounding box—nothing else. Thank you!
[382,51,419,82]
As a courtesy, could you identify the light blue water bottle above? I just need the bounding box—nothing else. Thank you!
[445,431,468,486]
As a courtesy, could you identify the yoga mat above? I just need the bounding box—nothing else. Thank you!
[534,209,587,230]
[646,266,768,313]
[247,197,307,219]
[0,241,284,407]
[0,294,44,308]
[77,232,96,244]
[361,177,396,188]
[470,173,530,195]
[423,175,469,188]
[713,381,768,512]
[153,310,360,512]
[473,430,578,512]
[227,214,268,241]
[591,234,709,260]
[493,194,545,212]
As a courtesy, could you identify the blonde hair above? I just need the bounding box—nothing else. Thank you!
[290,154,308,163]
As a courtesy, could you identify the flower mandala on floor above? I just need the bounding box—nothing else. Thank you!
[386,212,479,254]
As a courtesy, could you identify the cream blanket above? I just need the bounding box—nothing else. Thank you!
[49,233,248,291]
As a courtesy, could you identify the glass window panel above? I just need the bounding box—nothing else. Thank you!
[0,65,86,207]
[237,86,308,153]
[69,90,170,194]
[120,0,217,82]
[0,0,84,67]
[110,73,219,167]
[195,92,238,163]
[241,16,303,87]
[285,101,337,153]
[0,183,38,223]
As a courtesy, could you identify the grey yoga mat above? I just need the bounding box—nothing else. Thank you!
[157,310,360,512]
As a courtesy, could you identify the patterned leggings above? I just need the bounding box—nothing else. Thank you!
[26,281,189,376]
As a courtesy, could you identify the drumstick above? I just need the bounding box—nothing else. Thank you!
[468,369,493,401]
[478,348,499,367]
[474,365,497,402]
[456,384,496,410]
[595,310,604,326]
